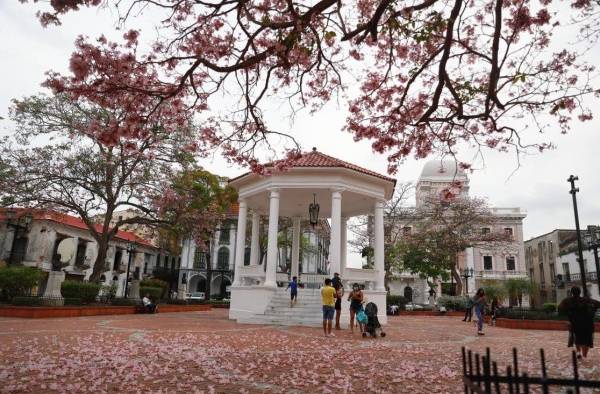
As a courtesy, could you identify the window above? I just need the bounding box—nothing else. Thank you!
[548,241,554,258]
[506,257,515,271]
[504,228,513,239]
[483,256,493,270]
[219,224,231,244]
[194,248,206,270]
[217,247,229,270]
[563,263,571,281]
[537,242,543,263]
[113,248,123,271]
[244,247,251,266]
[482,228,491,235]
[539,263,545,284]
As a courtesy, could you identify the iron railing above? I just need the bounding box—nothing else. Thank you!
[557,272,598,283]
[462,347,600,393]
[475,271,528,279]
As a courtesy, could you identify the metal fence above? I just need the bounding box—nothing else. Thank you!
[462,347,600,393]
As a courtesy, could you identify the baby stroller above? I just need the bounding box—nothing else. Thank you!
[362,302,386,338]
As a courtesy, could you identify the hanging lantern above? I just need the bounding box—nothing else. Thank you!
[308,193,319,227]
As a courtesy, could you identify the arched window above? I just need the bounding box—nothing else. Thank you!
[404,286,413,302]
[217,247,229,270]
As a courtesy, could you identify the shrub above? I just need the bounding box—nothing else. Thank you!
[111,298,140,306]
[496,307,565,321]
[187,299,207,305]
[437,295,468,311]
[542,303,557,313]
[386,295,409,310]
[140,279,168,298]
[140,286,162,301]
[99,283,117,302]
[166,299,188,305]
[11,296,42,306]
[64,297,83,306]
[0,266,44,300]
[481,280,508,302]
[61,280,101,304]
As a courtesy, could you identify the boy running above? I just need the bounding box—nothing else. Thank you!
[321,278,336,336]
[287,276,299,307]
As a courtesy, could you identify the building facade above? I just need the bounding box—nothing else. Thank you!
[525,229,599,305]
[0,208,158,297]
[389,161,528,304]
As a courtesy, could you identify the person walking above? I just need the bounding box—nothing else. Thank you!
[558,286,600,359]
[490,296,500,326]
[463,296,473,322]
[287,276,299,307]
[347,283,364,334]
[473,288,486,335]
[321,278,336,337]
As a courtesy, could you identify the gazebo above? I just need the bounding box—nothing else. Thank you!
[228,148,396,326]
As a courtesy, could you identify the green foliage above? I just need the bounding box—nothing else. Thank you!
[11,296,42,306]
[0,266,43,300]
[497,308,565,321]
[64,297,83,306]
[166,299,188,305]
[386,295,409,308]
[140,286,162,300]
[140,279,168,298]
[437,295,468,311]
[481,280,508,302]
[542,303,557,313]
[60,280,101,303]
[111,298,140,306]
[100,283,117,302]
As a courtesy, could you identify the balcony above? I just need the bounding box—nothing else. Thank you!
[556,272,598,284]
[475,270,528,279]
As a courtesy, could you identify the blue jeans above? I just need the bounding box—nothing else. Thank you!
[322,305,335,320]
[475,306,484,331]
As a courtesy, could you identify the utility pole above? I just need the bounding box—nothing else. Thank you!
[567,175,589,297]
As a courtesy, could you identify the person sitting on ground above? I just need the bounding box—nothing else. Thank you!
[142,293,156,313]
[559,286,600,359]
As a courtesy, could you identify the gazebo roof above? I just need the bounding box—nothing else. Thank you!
[229,148,396,184]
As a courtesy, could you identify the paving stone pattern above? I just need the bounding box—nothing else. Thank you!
[0,310,599,393]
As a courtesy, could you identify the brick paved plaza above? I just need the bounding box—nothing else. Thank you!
[1,309,599,393]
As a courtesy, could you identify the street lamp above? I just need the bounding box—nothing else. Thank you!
[461,267,474,296]
[567,175,589,297]
[308,193,319,227]
[124,241,136,297]
[4,209,33,265]
[583,225,600,295]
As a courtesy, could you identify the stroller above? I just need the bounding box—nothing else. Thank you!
[361,302,386,338]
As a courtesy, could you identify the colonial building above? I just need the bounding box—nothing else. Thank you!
[388,161,528,304]
[178,203,331,300]
[524,229,600,305]
[0,208,158,297]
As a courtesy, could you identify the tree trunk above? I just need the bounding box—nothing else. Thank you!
[89,239,109,282]
[451,261,463,296]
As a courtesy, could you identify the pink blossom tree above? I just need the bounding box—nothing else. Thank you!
[20,0,599,171]
[0,93,234,281]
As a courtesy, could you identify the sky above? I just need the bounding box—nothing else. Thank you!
[1,1,600,249]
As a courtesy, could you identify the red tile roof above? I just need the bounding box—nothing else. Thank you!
[0,208,156,249]
[229,148,396,183]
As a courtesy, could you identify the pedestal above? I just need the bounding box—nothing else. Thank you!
[43,271,65,306]
[128,280,141,300]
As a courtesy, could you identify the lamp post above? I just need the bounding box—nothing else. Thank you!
[567,175,589,297]
[4,209,33,265]
[583,225,600,296]
[308,193,319,227]
[124,241,136,298]
[461,267,474,296]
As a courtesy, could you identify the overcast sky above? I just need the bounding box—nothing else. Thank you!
[1,1,600,245]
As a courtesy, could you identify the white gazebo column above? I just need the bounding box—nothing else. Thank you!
[264,189,280,287]
[341,217,347,274]
[374,199,385,291]
[232,200,248,286]
[249,212,260,266]
[291,217,301,278]
[329,189,343,275]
